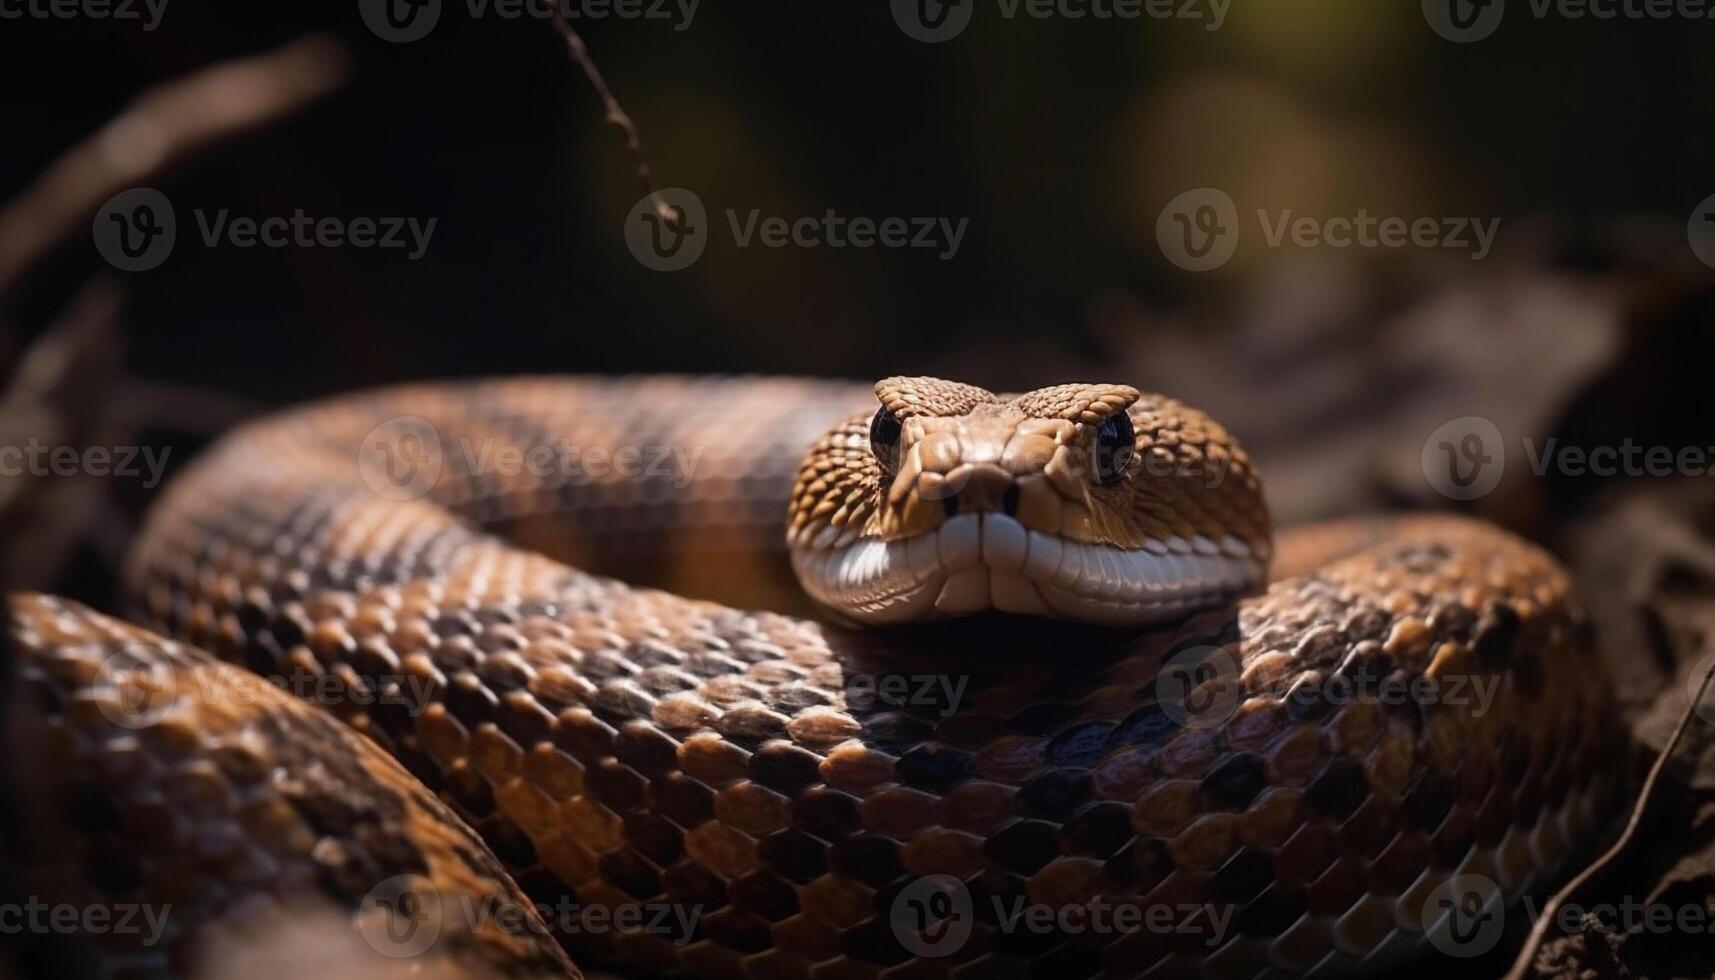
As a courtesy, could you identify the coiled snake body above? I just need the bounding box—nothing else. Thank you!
[0,376,1622,979]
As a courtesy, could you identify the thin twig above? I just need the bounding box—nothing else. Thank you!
[0,35,350,301]
[1504,653,1715,979]
[533,0,677,225]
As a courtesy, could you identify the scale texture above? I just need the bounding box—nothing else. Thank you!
[1,592,578,979]
[0,376,1621,978]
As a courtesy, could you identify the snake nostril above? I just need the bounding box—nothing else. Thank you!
[943,495,959,518]
[1002,484,1020,516]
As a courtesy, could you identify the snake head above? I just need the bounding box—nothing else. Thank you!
[787,376,1272,626]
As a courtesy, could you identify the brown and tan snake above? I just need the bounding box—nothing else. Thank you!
[0,376,1624,979]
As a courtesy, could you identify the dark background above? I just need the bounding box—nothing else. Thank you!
[9,7,1715,976]
[3,0,1712,396]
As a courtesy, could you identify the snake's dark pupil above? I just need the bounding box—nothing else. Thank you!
[870,407,903,466]
[1094,413,1135,486]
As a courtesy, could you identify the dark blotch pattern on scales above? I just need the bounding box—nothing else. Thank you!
[0,377,1622,978]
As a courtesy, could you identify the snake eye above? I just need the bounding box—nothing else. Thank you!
[869,407,903,468]
[1093,412,1135,486]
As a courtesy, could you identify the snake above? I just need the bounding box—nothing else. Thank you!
[0,375,1625,979]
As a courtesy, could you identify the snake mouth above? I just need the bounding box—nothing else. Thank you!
[791,513,1268,627]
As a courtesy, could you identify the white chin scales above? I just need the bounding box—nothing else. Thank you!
[793,513,1267,627]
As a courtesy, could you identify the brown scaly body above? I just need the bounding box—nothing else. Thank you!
[0,593,578,980]
[1,376,1620,978]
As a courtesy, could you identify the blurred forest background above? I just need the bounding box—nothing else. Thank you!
[3,1,1712,386]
